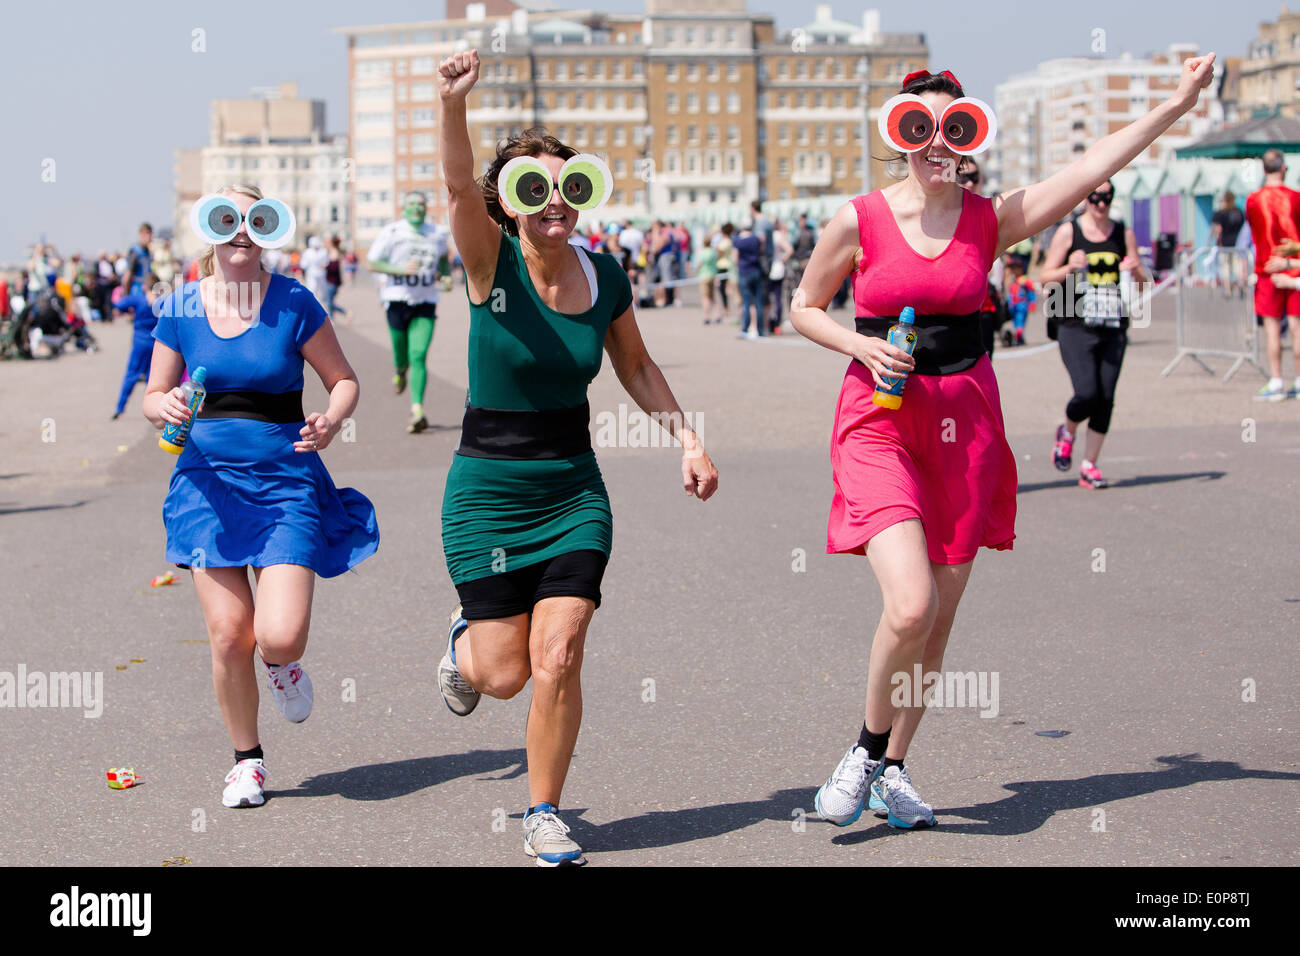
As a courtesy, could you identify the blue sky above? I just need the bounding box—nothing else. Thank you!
[0,0,1281,263]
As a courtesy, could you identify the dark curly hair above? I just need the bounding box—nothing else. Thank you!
[478,127,578,237]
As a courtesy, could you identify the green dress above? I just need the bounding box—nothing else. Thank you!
[441,234,634,585]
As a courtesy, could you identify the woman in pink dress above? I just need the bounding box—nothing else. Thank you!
[791,56,1215,830]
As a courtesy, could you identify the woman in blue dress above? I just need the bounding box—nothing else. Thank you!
[142,184,378,808]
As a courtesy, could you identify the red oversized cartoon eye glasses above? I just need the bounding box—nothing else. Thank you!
[878,93,998,156]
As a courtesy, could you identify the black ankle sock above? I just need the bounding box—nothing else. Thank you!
[235,745,264,763]
[858,724,891,762]
[883,757,905,771]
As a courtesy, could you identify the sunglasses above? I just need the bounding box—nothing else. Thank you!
[1088,191,1114,205]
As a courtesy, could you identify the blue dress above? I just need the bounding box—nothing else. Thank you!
[152,274,379,577]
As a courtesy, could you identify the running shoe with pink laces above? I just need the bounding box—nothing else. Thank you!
[1052,424,1074,472]
[222,758,268,808]
[1078,462,1109,489]
[264,661,313,723]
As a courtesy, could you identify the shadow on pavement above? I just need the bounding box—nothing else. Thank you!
[273,748,527,801]
[1017,471,1225,494]
[0,499,90,516]
[832,754,1300,844]
[0,473,32,480]
[560,787,815,852]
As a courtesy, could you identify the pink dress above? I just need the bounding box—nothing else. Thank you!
[827,189,1017,564]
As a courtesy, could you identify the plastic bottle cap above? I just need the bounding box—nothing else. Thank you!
[191,366,207,384]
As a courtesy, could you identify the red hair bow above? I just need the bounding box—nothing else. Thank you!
[902,69,961,90]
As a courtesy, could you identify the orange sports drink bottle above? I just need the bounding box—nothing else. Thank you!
[159,367,207,454]
[872,307,918,409]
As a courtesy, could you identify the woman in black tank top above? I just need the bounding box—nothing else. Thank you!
[1040,178,1150,489]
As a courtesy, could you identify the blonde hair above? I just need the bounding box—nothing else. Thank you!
[198,183,264,278]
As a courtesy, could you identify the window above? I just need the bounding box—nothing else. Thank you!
[687,124,699,145]
[686,28,696,45]
[413,162,434,177]
[395,84,408,102]
[574,125,587,145]
[396,162,408,180]
[778,124,790,145]
[593,60,604,78]
[669,189,678,204]
[594,125,606,146]
[480,125,494,145]
[727,63,739,81]
[727,92,740,113]
[412,108,435,127]
[728,124,740,145]
[411,82,435,100]
[687,92,699,113]
[816,124,827,144]
[664,27,676,44]
[557,92,568,109]
[666,125,680,145]
[396,109,407,129]
[666,61,678,81]
[556,62,568,80]
[833,92,843,108]
[705,28,716,45]
[725,27,736,46]
[707,154,718,173]
[536,61,548,80]
[613,93,625,110]
[411,134,434,152]
[814,92,824,108]
[665,152,679,173]
[574,61,586,78]
[575,92,585,108]
[614,126,627,146]
[666,92,678,113]
[411,57,434,74]
[614,61,625,79]
[778,60,788,79]
[834,125,847,145]
[707,124,720,145]
[632,60,644,80]
[707,62,719,81]
[395,59,407,77]
[707,92,720,113]
[614,158,627,176]
[797,124,809,145]
[687,63,699,82]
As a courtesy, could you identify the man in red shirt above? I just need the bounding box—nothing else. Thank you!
[1245,149,1300,400]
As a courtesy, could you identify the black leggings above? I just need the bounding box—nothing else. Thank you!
[1059,323,1127,435]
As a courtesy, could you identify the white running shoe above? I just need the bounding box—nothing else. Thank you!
[814,745,882,826]
[439,604,480,716]
[222,759,268,808]
[523,804,586,866]
[265,661,313,723]
[870,765,936,829]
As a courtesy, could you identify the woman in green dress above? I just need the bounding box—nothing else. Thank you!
[435,49,719,867]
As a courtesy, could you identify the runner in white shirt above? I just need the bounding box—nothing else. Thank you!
[299,236,330,306]
[366,192,451,433]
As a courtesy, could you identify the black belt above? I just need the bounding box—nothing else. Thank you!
[457,402,592,460]
[197,390,305,423]
[855,314,985,375]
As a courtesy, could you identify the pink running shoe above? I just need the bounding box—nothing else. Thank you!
[1079,462,1109,489]
[1052,424,1073,472]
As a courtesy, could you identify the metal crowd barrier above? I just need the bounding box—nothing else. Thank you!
[1161,247,1262,383]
